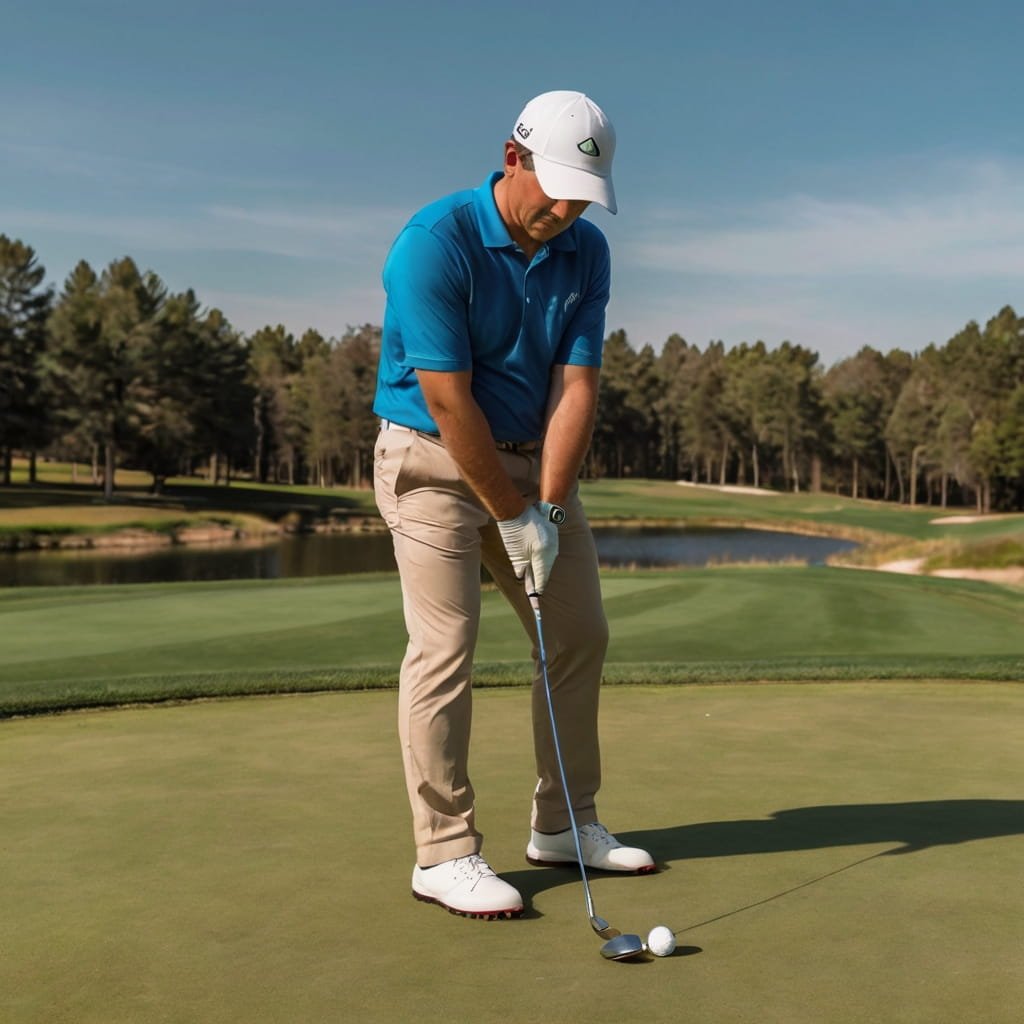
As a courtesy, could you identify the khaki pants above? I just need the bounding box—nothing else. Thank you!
[373,424,608,867]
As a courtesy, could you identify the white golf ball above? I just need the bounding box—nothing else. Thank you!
[646,925,676,957]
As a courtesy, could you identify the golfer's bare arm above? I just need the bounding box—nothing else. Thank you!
[417,369,528,521]
[417,364,598,519]
[540,364,599,506]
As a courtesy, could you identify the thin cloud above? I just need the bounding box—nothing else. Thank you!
[206,205,405,236]
[611,284,966,368]
[628,159,1024,279]
[0,208,204,249]
[200,284,385,338]
[203,204,407,259]
[0,202,405,263]
[0,141,290,191]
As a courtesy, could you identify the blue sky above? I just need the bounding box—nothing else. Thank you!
[3,0,1023,366]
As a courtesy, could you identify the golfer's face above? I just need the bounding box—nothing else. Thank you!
[513,169,590,244]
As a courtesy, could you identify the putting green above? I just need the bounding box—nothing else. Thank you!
[2,684,1022,1023]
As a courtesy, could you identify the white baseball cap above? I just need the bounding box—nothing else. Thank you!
[512,91,617,214]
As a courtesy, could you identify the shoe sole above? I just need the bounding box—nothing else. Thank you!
[412,889,524,920]
[525,853,659,875]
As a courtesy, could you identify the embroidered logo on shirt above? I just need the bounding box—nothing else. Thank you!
[577,137,600,157]
[564,291,580,313]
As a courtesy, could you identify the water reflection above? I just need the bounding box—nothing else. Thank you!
[0,526,858,587]
[595,526,857,568]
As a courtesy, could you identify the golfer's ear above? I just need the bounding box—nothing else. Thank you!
[503,140,519,175]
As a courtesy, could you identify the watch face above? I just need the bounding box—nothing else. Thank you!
[549,505,566,525]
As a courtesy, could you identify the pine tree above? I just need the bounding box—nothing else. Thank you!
[47,258,160,499]
[0,236,53,483]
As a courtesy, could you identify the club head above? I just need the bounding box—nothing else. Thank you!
[600,933,647,961]
[590,916,619,939]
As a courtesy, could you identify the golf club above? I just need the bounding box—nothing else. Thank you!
[524,569,646,962]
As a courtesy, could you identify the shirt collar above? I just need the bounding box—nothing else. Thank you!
[475,172,578,253]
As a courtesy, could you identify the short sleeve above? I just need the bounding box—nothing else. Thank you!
[382,225,472,371]
[554,229,610,367]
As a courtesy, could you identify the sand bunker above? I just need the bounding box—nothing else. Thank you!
[929,513,1021,525]
[676,481,780,497]
[874,557,1022,585]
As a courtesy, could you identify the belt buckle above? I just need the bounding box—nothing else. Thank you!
[497,439,538,453]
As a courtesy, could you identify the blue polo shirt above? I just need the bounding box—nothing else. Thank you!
[373,172,610,442]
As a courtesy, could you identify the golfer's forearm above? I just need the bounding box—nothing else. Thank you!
[419,370,527,521]
[439,416,528,520]
[540,365,599,505]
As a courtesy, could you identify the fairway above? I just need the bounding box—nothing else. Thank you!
[2,684,1022,1024]
[2,567,1023,715]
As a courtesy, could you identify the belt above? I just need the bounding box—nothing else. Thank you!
[380,419,541,454]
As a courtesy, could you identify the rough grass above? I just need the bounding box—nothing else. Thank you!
[922,536,1024,571]
[0,507,265,534]
[833,529,1024,573]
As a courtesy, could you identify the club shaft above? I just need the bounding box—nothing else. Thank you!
[528,588,600,925]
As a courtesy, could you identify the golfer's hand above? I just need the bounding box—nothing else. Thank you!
[497,503,559,593]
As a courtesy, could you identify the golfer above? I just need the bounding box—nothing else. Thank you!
[373,90,654,919]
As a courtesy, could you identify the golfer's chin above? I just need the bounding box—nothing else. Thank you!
[527,220,569,243]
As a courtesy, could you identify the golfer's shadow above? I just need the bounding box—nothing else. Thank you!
[504,799,1024,908]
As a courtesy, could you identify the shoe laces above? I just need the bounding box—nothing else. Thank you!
[457,854,497,885]
[579,823,619,848]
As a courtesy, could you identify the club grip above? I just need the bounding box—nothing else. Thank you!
[523,567,541,611]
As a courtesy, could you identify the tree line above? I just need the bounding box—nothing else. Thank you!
[593,311,1023,512]
[0,236,380,498]
[2,235,1022,511]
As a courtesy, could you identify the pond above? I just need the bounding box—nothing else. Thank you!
[0,526,858,587]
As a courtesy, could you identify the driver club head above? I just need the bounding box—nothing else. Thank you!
[600,933,647,961]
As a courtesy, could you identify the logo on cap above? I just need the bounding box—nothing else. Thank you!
[577,137,600,158]
[516,122,532,140]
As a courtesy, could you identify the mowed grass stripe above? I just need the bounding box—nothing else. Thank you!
[5,567,1024,674]
[2,567,1022,715]
[599,568,1024,660]
[1,574,403,665]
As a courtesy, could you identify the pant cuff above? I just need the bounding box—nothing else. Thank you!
[531,803,598,835]
[416,835,482,869]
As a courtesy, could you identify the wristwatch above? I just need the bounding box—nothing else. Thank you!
[539,501,567,525]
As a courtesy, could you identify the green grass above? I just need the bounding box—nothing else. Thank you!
[0,509,259,537]
[3,464,1022,1014]
[580,478,1024,541]
[4,469,1023,579]
[2,684,1023,1023]
[6,461,1024,545]
[922,536,1024,571]
[1,459,379,543]
[2,567,1022,716]
[4,464,1021,1020]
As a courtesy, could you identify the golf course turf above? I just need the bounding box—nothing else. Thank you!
[2,493,1022,1021]
[2,567,1023,716]
[2,684,1022,1023]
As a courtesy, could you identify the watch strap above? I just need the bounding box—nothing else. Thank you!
[538,501,567,526]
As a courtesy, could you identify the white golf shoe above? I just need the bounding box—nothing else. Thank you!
[412,854,524,919]
[527,823,657,874]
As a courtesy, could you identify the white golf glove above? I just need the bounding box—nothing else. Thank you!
[497,502,560,593]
